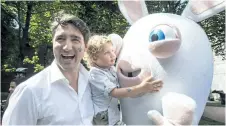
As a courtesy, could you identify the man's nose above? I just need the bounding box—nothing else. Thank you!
[63,39,72,51]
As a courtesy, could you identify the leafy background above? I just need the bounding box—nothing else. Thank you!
[1,0,225,88]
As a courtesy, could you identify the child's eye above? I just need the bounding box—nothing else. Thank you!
[104,51,110,55]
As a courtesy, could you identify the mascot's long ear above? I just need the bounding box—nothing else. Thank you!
[182,0,225,22]
[118,0,149,25]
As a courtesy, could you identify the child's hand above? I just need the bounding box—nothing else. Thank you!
[139,76,163,93]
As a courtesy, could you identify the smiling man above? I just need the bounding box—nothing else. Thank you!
[2,13,94,125]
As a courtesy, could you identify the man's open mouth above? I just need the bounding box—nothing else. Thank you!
[61,54,75,59]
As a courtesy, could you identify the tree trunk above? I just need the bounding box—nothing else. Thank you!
[20,1,33,62]
[17,2,23,66]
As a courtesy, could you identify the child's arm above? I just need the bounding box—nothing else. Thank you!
[111,76,163,98]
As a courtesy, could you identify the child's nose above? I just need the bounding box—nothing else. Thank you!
[111,52,116,58]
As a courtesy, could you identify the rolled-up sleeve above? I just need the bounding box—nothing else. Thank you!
[2,84,39,125]
[89,69,117,97]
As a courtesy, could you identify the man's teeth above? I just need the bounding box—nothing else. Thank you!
[62,55,75,59]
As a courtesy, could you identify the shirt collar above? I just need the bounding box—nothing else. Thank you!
[91,65,115,72]
[50,60,89,84]
[49,60,89,99]
[78,64,89,101]
[50,60,67,84]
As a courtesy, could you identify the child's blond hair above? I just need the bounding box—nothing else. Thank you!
[86,35,113,67]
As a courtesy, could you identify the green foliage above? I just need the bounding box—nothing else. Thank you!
[23,54,44,73]
[200,11,225,59]
[1,1,20,72]
[2,64,16,72]
[34,64,45,73]
[1,0,225,75]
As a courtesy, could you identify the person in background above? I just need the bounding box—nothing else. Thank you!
[2,78,25,116]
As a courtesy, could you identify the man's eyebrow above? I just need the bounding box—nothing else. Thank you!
[71,35,81,40]
[56,34,66,38]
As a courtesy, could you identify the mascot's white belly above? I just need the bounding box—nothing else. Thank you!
[117,14,213,125]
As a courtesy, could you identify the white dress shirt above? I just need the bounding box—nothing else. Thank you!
[2,60,94,125]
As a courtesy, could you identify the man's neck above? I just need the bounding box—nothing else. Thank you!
[61,68,80,93]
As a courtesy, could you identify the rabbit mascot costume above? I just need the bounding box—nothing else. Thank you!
[109,0,225,125]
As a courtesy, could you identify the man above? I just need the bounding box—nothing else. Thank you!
[2,13,94,125]
[2,78,26,116]
[8,81,17,93]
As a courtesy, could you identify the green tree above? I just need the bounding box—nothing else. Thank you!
[1,1,19,72]
[1,0,224,75]
[200,11,225,60]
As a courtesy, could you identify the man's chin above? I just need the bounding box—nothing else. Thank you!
[58,63,79,72]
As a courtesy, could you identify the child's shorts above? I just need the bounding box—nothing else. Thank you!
[93,110,125,126]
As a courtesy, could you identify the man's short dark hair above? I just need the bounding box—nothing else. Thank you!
[51,12,90,44]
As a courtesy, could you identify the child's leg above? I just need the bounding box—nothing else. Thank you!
[93,110,109,125]
[114,120,126,126]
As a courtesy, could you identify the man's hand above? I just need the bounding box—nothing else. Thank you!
[147,92,196,125]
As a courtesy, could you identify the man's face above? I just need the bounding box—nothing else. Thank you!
[53,24,86,72]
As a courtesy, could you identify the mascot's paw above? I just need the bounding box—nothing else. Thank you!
[148,92,196,125]
[147,110,173,125]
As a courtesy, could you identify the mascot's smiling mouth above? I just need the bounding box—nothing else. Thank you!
[120,68,141,77]
[117,60,144,87]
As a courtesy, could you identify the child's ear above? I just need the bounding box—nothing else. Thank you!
[92,56,97,61]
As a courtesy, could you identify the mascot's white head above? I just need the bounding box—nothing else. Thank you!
[110,0,225,125]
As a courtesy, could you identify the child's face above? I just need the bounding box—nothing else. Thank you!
[94,43,116,68]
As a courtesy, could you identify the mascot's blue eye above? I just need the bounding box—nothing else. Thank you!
[149,29,165,42]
